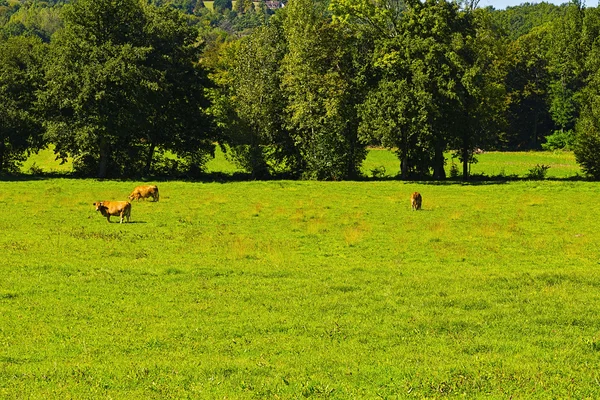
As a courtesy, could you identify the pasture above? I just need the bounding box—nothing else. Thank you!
[2,151,600,398]
[21,146,582,179]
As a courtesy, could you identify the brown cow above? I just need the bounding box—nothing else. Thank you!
[410,192,422,211]
[128,185,159,202]
[93,201,131,223]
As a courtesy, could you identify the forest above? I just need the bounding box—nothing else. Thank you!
[2,0,600,180]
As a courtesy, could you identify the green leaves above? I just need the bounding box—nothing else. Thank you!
[0,35,46,172]
[42,0,215,178]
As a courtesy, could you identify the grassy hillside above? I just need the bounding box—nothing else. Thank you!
[1,178,599,397]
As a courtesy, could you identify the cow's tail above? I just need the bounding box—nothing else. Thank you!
[155,186,159,202]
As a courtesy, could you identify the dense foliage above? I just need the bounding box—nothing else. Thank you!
[3,0,600,179]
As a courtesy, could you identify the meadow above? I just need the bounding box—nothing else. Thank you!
[2,149,600,398]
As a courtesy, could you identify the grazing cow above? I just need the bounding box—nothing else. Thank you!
[93,201,131,223]
[410,192,422,211]
[128,185,159,202]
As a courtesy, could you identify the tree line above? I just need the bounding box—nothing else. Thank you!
[2,0,600,179]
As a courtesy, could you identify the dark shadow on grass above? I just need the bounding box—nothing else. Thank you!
[0,169,591,184]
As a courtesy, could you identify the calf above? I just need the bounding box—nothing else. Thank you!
[93,201,131,223]
[410,192,422,211]
[128,185,159,202]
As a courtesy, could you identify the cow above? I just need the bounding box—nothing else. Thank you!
[128,185,159,202]
[93,201,131,223]
[410,192,422,211]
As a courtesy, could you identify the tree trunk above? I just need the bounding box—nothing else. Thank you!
[400,153,408,180]
[433,140,446,180]
[462,138,469,181]
[144,143,156,176]
[0,141,5,171]
[531,109,538,148]
[97,138,109,178]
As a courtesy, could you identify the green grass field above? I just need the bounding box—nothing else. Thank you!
[3,150,599,398]
[21,146,583,179]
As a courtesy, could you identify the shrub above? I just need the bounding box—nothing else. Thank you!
[526,164,550,180]
[542,130,574,150]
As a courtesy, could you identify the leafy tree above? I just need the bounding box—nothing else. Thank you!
[0,35,46,172]
[573,95,600,179]
[138,5,217,176]
[449,6,507,179]
[359,79,431,178]
[490,2,567,40]
[572,6,600,177]
[214,0,232,13]
[42,0,215,177]
[282,0,368,180]
[544,0,585,149]
[212,20,294,178]
[503,24,553,149]
[335,0,482,179]
[42,0,149,177]
[3,3,63,42]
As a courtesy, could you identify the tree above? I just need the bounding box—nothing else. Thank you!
[572,6,600,178]
[503,25,553,149]
[359,79,432,179]
[335,0,481,180]
[0,35,45,173]
[42,0,215,178]
[543,0,585,150]
[449,7,507,180]
[281,0,368,180]
[214,0,232,13]
[3,3,63,42]
[42,0,148,177]
[137,5,217,176]
[573,95,600,179]
[211,19,295,178]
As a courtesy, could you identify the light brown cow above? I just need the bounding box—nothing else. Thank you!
[128,185,159,202]
[93,201,131,223]
[410,192,422,211]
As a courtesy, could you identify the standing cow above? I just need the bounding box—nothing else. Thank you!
[128,185,159,202]
[410,192,422,211]
[94,201,131,223]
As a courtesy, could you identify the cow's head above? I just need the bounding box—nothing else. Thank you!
[93,202,105,211]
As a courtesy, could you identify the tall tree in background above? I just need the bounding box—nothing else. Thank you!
[211,18,295,178]
[334,0,481,179]
[137,5,216,176]
[449,6,507,179]
[42,0,215,177]
[42,0,150,177]
[573,6,600,178]
[543,0,585,150]
[503,25,552,149]
[282,0,368,180]
[0,35,45,172]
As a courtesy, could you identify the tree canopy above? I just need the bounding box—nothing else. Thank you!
[3,0,600,180]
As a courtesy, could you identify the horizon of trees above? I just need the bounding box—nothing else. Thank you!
[2,0,600,179]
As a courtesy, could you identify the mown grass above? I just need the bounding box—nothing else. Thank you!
[1,177,600,398]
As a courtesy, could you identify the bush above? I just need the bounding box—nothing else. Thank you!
[370,165,386,179]
[526,164,550,180]
[542,130,574,150]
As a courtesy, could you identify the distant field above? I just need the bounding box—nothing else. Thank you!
[362,148,582,179]
[1,178,600,397]
[22,146,583,179]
